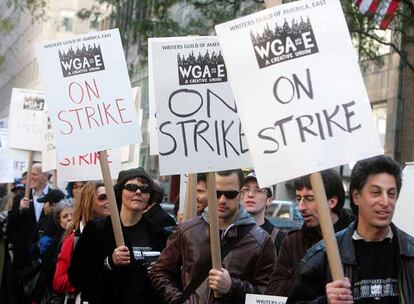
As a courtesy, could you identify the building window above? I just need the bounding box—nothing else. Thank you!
[372,102,387,150]
[60,10,75,32]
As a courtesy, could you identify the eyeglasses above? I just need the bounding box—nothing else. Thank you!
[216,190,239,199]
[295,195,315,204]
[240,187,269,196]
[123,184,152,194]
[97,194,107,201]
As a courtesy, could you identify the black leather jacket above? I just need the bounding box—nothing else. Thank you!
[287,222,414,304]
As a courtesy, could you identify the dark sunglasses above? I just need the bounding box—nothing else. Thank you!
[123,184,152,194]
[216,190,239,199]
[97,194,107,201]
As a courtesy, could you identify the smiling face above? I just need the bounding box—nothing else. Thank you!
[353,173,397,235]
[93,186,110,217]
[121,178,151,213]
[196,180,208,214]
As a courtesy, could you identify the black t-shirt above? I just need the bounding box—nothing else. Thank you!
[352,237,399,303]
[123,219,155,265]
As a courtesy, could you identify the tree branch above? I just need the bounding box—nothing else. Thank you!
[353,29,414,73]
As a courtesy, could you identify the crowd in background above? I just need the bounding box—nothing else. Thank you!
[0,155,412,304]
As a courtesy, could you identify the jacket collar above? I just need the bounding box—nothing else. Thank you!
[338,221,414,264]
[202,205,255,226]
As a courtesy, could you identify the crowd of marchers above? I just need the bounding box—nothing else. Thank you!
[0,155,413,304]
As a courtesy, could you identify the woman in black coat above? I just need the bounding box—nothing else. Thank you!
[68,168,170,304]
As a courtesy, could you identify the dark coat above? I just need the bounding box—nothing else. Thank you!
[144,203,176,229]
[266,209,354,296]
[149,208,276,304]
[287,222,414,303]
[8,192,45,271]
[68,216,170,304]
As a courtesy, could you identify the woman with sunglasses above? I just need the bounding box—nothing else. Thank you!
[53,181,109,303]
[68,168,170,304]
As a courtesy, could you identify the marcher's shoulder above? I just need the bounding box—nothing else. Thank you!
[177,216,205,234]
[394,225,414,257]
[249,225,273,247]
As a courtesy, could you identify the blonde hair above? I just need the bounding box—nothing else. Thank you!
[66,181,104,233]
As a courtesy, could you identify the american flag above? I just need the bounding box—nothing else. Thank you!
[354,0,400,30]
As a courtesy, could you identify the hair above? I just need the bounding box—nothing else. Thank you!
[115,176,153,210]
[294,169,345,215]
[197,173,207,184]
[349,155,402,214]
[54,198,74,225]
[66,181,86,198]
[66,181,104,234]
[216,169,244,189]
[151,179,164,205]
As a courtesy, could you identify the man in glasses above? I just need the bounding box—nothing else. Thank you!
[241,172,285,255]
[150,169,275,303]
[267,169,354,297]
[287,155,414,303]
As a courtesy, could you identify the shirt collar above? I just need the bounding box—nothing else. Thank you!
[352,226,393,242]
[32,184,49,197]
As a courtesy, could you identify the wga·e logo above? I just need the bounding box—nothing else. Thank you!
[177,50,227,85]
[251,17,319,69]
[59,44,105,77]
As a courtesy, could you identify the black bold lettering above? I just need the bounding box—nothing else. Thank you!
[221,120,239,157]
[168,89,203,118]
[176,120,196,157]
[296,115,317,142]
[274,116,293,146]
[258,127,280,154]
[292,68,314,100]
[323,105,347,137]
[343,101,362,132]
[193,120,214,152]
[159,121,177,156]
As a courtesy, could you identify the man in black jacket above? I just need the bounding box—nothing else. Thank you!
[287,155,414,303]
[8,163,50,303]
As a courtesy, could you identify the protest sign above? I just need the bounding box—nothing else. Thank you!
[57,148,121,182]
[215,0,382,187]
[36,29,142,159]
[149,36,252,175]
[7,88,46,152]
[245,294,287,304]
[0,129,14,183]
[42,110,57,171]
[394,162,414,236]
[121,88,141,163]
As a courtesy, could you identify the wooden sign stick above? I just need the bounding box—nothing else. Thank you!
[310,173,344,280]
[24,151,33,198]
[264,0,344,282]
[183,173,197,221]
[51,169,57,189]
[98,150,125,247]
[206,172,221,298]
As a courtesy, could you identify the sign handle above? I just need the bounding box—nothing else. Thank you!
[264,0,282,7]
[310,173,344,280]
[24,151,33,198]
[51,169,57,189]
[183,173,197,221]
[98,150,125,247]
[206,172,221,298]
